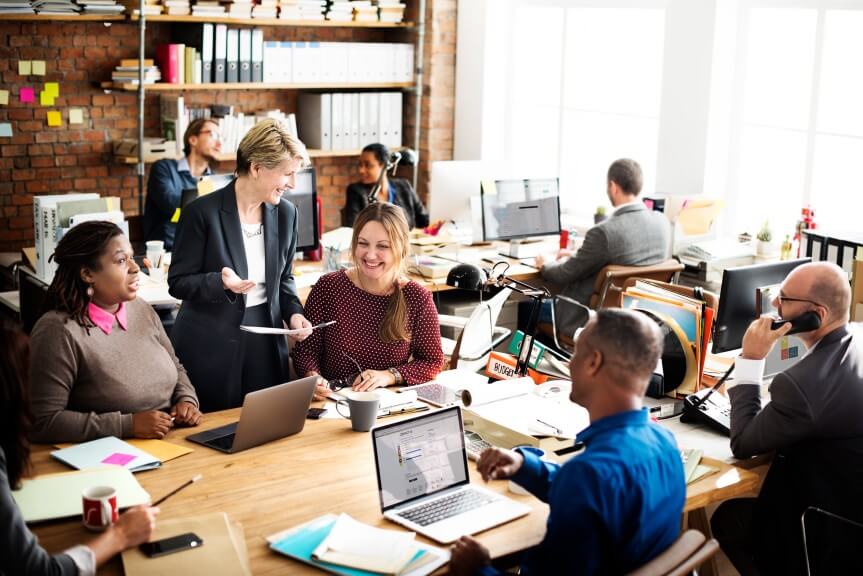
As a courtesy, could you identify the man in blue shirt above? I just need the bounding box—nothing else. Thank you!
[144,118,221,250]
[450,308,686,575]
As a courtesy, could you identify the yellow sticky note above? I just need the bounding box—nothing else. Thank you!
[46,111,62,127]
[45,82,59,97]
[31,60,46,76]
[18,60,31,75]
[69,108,83,125]
[170,208,182,223]
[39,91,54,106]
[0,90,8,106]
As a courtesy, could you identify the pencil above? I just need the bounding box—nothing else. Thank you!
[152,474,202,506]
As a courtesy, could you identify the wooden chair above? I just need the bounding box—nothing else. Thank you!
[589,258,685,310]
[626,530,720,576]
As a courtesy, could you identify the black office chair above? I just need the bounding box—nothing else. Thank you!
[801,507,863,576]
[19,269,48,334]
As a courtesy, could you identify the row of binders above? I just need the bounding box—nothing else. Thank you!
[297,92,402,151]
[155,24,414,85]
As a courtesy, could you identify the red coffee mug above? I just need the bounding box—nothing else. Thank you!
[82,486,118,532]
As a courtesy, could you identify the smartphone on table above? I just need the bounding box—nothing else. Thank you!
[140,533,203,558]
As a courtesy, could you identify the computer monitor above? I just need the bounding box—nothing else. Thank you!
[712,257,810,353]
[429,160,484,225]
[480,177,561,242]
[284,167,319,253]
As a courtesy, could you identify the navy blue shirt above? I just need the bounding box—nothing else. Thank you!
[144,157,211,250]
[480,409,685,575]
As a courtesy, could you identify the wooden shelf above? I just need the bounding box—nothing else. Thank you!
[113,81,414,91]
[0,14,125,21]
[116,147,400,164]
[130,15,414,28]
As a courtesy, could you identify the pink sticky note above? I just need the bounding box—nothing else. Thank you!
[20,87,34,103]
[101,452,136,466]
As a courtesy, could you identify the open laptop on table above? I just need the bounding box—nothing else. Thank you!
[186,376,317,453]
[372,405,531,543]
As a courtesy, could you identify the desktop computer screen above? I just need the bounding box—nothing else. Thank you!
[480,177,561,242]
[712,257,810,353]
[284,168,319,253]
[429,160,484,226]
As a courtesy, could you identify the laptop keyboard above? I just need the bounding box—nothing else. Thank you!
[207,433,235,451]
[396,488,497,526]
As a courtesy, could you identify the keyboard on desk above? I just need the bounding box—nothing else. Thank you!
[395,488,498,527]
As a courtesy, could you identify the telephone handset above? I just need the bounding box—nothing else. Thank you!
[770,310,821,335]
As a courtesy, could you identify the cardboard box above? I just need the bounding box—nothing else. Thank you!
[853,259,863,322]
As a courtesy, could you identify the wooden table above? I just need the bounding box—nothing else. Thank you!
[28,405,757,575]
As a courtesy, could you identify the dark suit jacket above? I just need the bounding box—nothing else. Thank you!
[729,325,863,573]
[168,182,304,412]
[539,202,670,305]
[343,178,429,230]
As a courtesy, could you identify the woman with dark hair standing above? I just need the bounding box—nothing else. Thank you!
[169,119,313,413]
[2,326,159,575]
[343,143,429,230]
[29,221,201,443]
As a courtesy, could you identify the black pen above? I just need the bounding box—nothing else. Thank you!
[152,474,202,506]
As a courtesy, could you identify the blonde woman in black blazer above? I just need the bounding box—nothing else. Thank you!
[168,119,313,413]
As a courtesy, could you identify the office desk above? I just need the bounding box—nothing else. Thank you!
[27,405,757,575]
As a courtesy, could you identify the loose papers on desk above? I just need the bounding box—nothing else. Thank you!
[268,513,449,576]
[54,438,193,463]
[12,466,150,522]
[51,436,161,472]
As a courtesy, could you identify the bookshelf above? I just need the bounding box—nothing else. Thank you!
[0,14,125,21]
[113,81,415,91]
[125,2,425,213]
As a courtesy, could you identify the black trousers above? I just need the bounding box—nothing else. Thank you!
[711,498,762,576]
[240,303,285,399]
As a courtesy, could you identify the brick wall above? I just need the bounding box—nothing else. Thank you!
[0,2,456,252]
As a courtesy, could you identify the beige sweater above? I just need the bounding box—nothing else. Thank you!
[29,298,198,443]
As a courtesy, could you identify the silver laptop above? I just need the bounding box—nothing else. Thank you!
[186,376,318,453]
[372,406,531,543]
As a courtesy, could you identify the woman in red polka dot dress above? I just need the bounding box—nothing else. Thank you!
[293,203,444,400]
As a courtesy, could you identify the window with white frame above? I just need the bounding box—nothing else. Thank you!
[503,1,666,218]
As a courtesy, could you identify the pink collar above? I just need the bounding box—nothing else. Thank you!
[87,301,128,335]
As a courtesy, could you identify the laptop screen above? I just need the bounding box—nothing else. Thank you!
[372,406,469,510]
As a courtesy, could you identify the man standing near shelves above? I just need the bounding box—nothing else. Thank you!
[144,118,222,251]
[534,158,670,306]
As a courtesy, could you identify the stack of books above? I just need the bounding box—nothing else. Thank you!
[225,0,252,18]
[0,0,34,14]
[32,0,79,14]
[252,0,278,18]
[162,0,189,15]
[111,58,161,84]
[326,0,352,21]
[76,0,124,14]
[279,0,325,20]
[378,0,404,22]
[190,0,223,16]
[351,0,376,21]
[125,0,162,15]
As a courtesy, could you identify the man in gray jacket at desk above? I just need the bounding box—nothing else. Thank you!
[535,158,670,306]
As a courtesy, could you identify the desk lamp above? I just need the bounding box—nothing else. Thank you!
[366,148,419,204]
[446,262,550,377]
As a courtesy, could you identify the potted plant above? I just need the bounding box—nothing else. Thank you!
[594,206,608,225]
[756,220,774,256]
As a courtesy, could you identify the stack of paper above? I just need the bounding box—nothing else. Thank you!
[123,512,251,576]
[681,448,719,485]
[12,466,150,522]
[268,513,448,575]
[51,436,162,473]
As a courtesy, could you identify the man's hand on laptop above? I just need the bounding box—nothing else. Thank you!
[132,410,174,439]
[476,447,524,482]
[450,535,491,576]
[171,401,202,426]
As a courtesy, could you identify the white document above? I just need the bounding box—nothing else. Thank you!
[51,436,161,472]
[239,321,335,335]
[458,377,534,407]
[312,513,417,575]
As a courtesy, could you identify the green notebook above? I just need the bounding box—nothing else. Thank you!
[681,448,703,484]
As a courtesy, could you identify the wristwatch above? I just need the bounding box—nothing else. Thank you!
[388,367,403,385]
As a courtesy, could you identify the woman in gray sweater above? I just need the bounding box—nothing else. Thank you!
[2,325,159,575]
[29,221,201,444]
